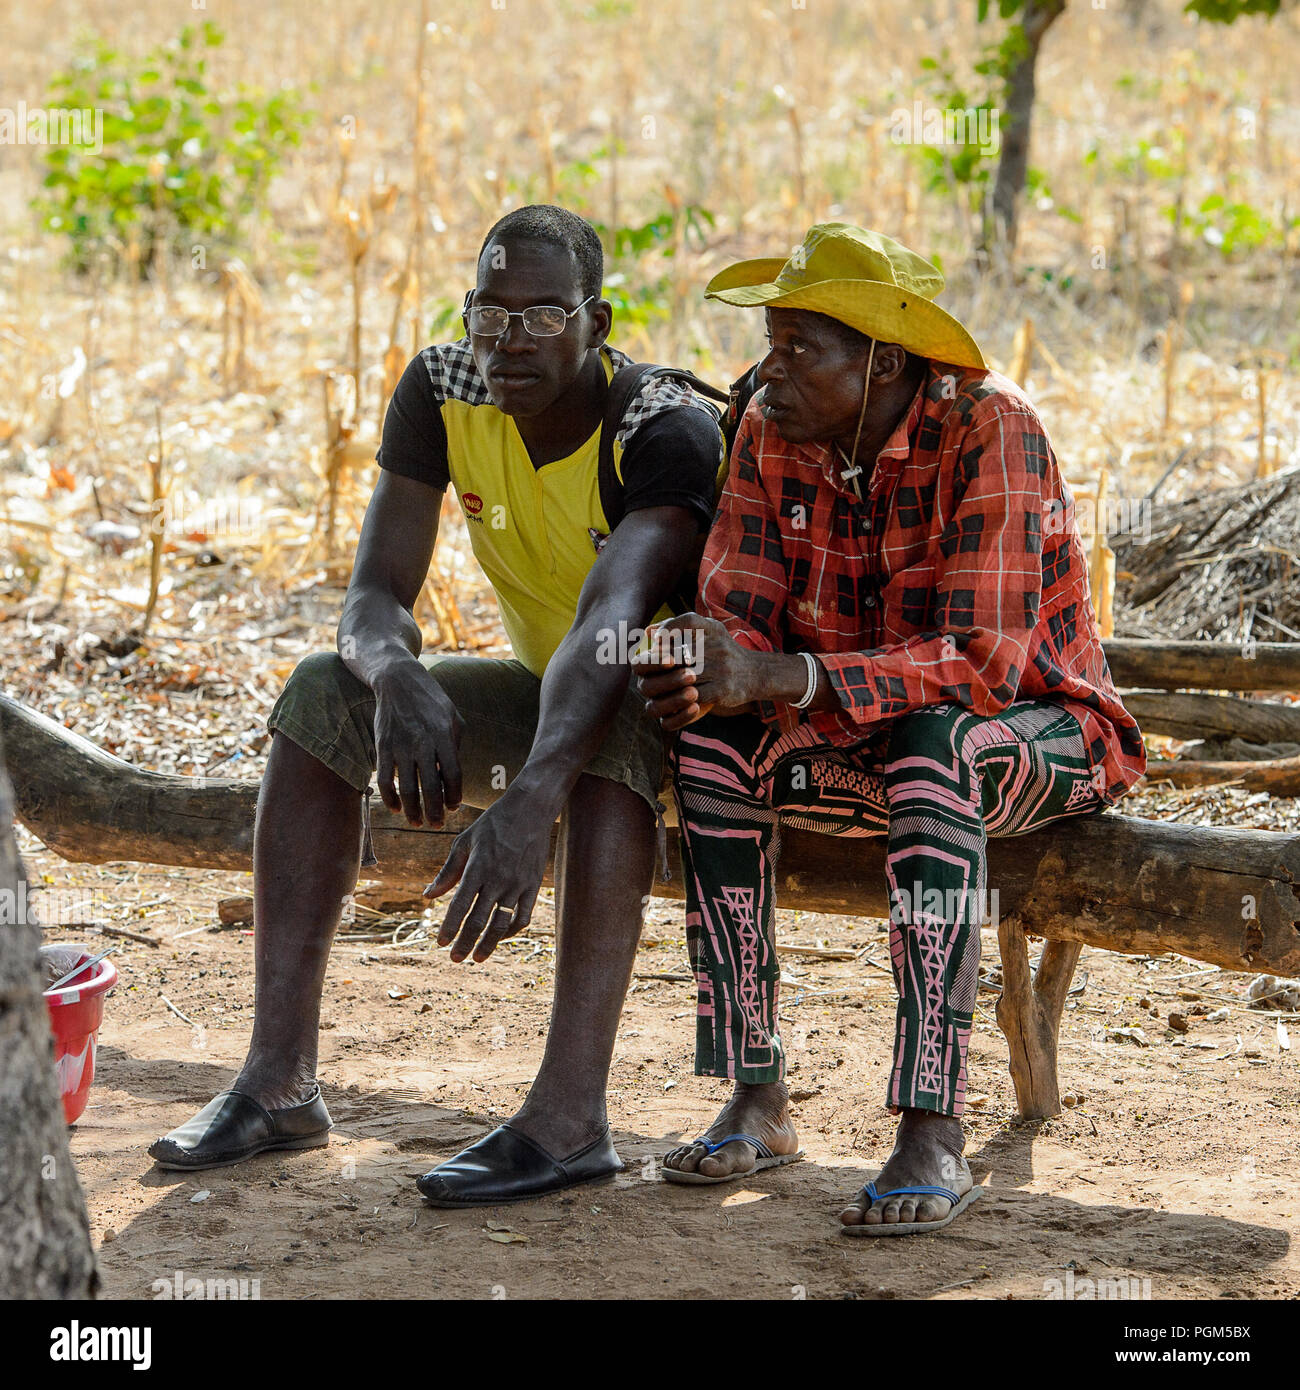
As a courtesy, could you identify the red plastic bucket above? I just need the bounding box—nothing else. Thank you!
[43,950,118,1125]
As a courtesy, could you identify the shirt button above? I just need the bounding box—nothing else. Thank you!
[864,594,877,608]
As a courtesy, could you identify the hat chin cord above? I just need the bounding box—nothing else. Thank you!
[837,337,876,502]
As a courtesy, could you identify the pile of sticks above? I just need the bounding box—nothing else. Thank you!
[1113,465,1300,646]
[1106,467,1300,788]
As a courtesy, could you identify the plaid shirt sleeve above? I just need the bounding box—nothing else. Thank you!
[698,416,787,654]
[697,416,802,725]
[816,405,1049,732]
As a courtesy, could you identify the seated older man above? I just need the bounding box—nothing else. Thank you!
[635,224,1145,1234]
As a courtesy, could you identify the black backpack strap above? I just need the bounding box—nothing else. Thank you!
[724,364,761,445]
[595,360,747,615]
[597,363,660,533]
[655,369,729,407]
[597,363,727,531]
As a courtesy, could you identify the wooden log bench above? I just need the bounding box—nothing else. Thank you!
[4,692,1299,1123]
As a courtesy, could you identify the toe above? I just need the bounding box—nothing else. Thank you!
[699,1141,753,1178]
[896,1198,918,1224]
[668,1142,709,1173]
[860,1193,885,1225]
[916,1194,951,1224]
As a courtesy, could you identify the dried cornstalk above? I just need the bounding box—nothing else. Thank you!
[1160,280,1194,436]
[1008,316,1035,387]
[219,259,263,395]
[419,565,471,652]
[140,408,165,636]
[1090,464,1115,638]
[1256,367,1271,480]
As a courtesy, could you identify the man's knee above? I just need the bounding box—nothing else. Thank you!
[283,651,355,702]
[567,772,658,848]
[885,703,966,770]
[268,651,375,792]
[669,710,767,776]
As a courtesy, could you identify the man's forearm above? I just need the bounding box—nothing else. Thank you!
[740,648,842,713]
[509,611,640,820]
[338,589,424,690]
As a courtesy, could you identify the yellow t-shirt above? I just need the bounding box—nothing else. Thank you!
[378,341,725,676]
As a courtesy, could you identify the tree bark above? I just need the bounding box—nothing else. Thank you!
[995,923,1082,1118]
[1143,755,1300,794]
[1121,690,1300,744]
[0,729,98,1300]
[988,0,1067,255]
[1102,639,1300,694]
[5,693,1300,977]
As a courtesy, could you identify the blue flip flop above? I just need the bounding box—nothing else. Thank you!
[840,1178,982,1235]
[662,1132,804,1185]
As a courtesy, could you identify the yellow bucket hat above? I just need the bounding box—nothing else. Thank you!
[705,223,985,370]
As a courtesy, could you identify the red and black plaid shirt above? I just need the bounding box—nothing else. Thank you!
[699,362,1146,803]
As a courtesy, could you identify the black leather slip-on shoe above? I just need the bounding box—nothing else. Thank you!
[416,1122,623,1207]
[148,1087,332,1171]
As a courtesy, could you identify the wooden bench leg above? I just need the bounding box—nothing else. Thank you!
[994,913,1082,1119]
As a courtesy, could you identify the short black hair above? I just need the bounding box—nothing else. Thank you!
[478,204,603,301]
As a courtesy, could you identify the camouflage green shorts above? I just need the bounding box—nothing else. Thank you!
[266,651,666,813]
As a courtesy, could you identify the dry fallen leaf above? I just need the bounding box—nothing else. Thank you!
[485,1231,528,1244]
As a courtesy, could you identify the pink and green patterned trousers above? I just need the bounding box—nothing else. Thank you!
[669,700,1102,1117]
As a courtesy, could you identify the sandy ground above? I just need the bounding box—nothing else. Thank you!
[28,842,1299,1303]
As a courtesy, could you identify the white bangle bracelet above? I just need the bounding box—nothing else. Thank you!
[792,651,819,710]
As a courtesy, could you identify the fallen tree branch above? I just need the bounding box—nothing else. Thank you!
[1121,690,1300,744]
[1102,639,1300,693]
[1142,755,1300,795]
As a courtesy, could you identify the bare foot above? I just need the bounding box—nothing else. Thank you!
[839,1108,972,1228]
[663,1081,798,1179]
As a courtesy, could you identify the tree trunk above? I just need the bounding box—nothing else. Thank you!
[988,0,1067,255]
[0,730,98,1299]
[995,925,1082,1118]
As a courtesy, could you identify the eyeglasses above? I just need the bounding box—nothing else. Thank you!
[464,294,595,339]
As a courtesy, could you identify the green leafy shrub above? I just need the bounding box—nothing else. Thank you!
[593,202,714,337]
[37,21,311,272]
[1174,194,1282,257]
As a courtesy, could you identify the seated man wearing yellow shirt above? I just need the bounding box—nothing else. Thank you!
[148,204,723,1204]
